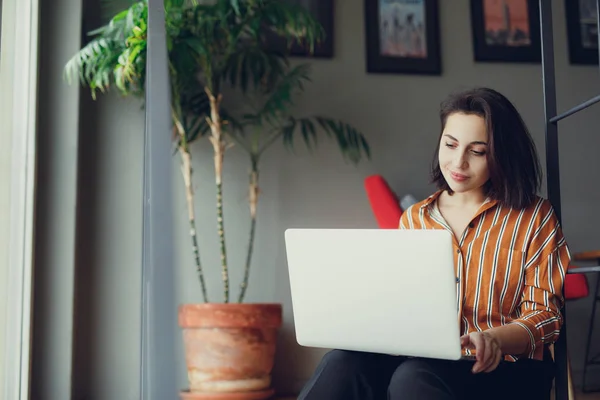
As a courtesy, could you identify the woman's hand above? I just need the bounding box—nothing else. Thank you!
[460,331,503,373]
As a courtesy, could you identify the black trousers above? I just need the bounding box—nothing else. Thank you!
[298,350,555,400]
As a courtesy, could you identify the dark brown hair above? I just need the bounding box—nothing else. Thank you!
[431,87,541,210]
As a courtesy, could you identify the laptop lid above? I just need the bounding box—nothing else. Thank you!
[284,228,462,361]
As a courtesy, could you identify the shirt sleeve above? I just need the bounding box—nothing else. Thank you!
[511,200,570,357]
[398,205,414,229]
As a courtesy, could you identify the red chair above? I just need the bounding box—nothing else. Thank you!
[364,175,403,229]
[363,174,591,396]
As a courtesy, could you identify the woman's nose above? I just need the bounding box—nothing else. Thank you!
[453,153,467,169]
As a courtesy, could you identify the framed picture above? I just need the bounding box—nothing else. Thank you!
[470,0,541,63]
[364,0,442,75]
[565,0,599,65]
[265,0,334,58]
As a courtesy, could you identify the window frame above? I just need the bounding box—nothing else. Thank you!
[0,0,40,398]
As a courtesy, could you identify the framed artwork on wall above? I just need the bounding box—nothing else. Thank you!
[470,0,541,63]
[265,0,334,58]
[565,0,599,65]
[364,0,442,75]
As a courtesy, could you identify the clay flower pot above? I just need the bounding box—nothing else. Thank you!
[178,303,283,400]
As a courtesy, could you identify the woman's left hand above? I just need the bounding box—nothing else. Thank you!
[460,331,503,373]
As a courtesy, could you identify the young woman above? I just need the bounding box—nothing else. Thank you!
[298,87,570,400]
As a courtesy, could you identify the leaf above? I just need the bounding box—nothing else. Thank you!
[167,0,185,7]
[277,116,371,165]
[184,114,211,143]
[222,110,244,134]
[222,44,286,93]
[281,118,298,152]
[230,0,240,15]
[64,0,149,99]
[186,90,211,115]
[251,63,310,124]
[299,117,317,151]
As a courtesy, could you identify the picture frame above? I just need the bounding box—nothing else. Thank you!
[470,0,541,63]
[364,0,442,75]
[265,0,334,58]
[565,0,599,65]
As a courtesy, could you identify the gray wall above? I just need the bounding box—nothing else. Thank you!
[33,0,600,398]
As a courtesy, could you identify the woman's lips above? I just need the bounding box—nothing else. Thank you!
[450,171,469,182]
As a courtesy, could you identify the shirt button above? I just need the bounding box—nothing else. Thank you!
[456,249,461,254]
[456,277,460,283]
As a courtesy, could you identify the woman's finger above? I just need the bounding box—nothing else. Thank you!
[460,334,471,348]
[483,347,502,373]
[471,334,486,372]
[482,337,495,369]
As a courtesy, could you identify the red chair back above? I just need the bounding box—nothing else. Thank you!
[364,175,402,229]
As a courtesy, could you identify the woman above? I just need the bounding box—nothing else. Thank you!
[298,87,570,400]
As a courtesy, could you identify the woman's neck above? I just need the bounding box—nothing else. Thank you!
[440,189,486,208]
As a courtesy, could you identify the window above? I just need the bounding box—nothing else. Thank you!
[0,0,40,398]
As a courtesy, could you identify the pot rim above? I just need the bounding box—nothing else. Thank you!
[178,302,283,329]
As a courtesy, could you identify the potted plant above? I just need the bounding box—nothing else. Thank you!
[64,0,371,398]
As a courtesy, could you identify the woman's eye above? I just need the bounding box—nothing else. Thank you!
[444,142,456,148]
[471,150,486,156]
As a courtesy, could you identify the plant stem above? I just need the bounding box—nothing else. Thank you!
[179,147,209,303]
[238,157,259,303]
[172,107,210,303]
[206,88,230,303]
[258,130,283,156]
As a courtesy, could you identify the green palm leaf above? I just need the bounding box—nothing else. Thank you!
[253,63,310,124]
[64,0,149,98]
[222,45,288,93]
[281,116,371,165]
[180,87,211,143]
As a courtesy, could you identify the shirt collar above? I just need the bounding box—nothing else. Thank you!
[419,190,444,209]
[420,189,498,214]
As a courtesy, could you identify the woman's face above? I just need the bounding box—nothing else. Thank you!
[438,113,490,195]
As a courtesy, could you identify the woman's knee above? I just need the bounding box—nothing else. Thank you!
[297,350,378,400]
[320,349,367,372]
[389,359,428,388]
[388,359,457,399]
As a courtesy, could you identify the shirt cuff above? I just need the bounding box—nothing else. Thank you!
[511,319,540,355]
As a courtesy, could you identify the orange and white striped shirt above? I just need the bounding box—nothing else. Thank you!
[399,190,571,361]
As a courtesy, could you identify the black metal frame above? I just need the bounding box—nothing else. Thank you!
[581,269,600,393]
[539,0,600,398]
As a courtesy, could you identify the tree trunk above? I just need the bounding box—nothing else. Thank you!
[206,88,230,303]
[172,105,210,303]
[238,159,259,303]
[179,146,210,303]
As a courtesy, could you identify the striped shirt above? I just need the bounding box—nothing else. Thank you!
[399,190,571,361]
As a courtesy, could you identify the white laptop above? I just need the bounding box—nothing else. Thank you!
[284,228,463,361]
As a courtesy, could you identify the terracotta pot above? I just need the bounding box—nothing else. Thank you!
[178,303,282,399]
